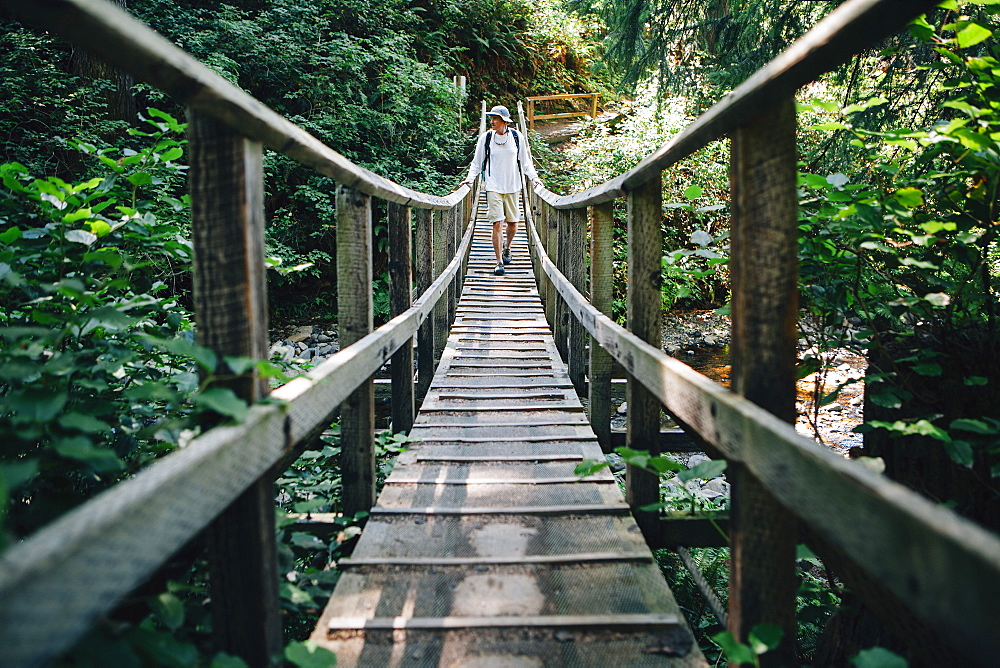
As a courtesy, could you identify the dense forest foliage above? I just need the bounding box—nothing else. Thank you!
[2,0,999,665]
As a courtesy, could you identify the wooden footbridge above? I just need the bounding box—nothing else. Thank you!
[2,1,999,667]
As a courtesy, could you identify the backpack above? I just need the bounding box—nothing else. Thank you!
[481,128,521,179]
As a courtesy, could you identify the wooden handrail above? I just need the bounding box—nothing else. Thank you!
[5,0,469,210]
[526,93,599,130]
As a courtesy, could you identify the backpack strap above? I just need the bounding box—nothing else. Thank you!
[481,131,492,179]
[511,128,522,174]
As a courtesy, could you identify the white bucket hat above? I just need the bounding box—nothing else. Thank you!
[486,105,514,124]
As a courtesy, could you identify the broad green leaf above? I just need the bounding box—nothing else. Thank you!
[712,631,756,665]
[851,646,908,668]
[923,292,950,307]
[900,257,939,270]
[141,334,218,372]
[149,592,185,631]
[210,653,249,668]
[683,185,703,200]
[65,229,97,245]
[280,582,318,608]
[1,226,23,244]
[748,623,784,654]
[284,640,337,668]
[53,437,123,472]
[912,362,942,377]
[193,388,249,422]
[690,230,713,246]
[679,459,727,482]
[59,412,113,433]
[126,172,154,187]
[944,439,975,468]
[951,419,1000,435]
[574,458,610,477]
[159,147,184,162]
[956,22,992,49]
[963,376,989,386]
[7,388,67,422]
[800,173,830,189]
[894,187,923,208]
[0,459,40,491]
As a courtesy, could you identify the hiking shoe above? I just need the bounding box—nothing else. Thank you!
[501,246,512,264]
[494,262,505,276]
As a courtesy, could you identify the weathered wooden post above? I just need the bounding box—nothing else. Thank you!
[567,207,588,396]
[388,201,414,434]
[337,184,376,518]
[625,174,663,541]
[553,208,569,361]
[589,201,615,449]
[414,208,434,408]
[433,209,449,363]
[446,205,457,325]
[728,98,799,664]
[188,111,282,665]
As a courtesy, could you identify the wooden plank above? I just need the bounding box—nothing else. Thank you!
[413,207,434,408]
[387,201,414,433]
[526,93,601,102]
[337,184,376,518]
[327,613,681,631]
[727,97,799,661]
[369,504,629,516]
[384,477,613,485]
[625,174,663,541]
[433,210,449,364]
[340,552,653,567]
[415,454,584,462]
[589,201,615,449]
[188,111,282,666]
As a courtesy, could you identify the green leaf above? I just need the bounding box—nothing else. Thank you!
[690,230,713,246]
[683,185,703,200]
[0,459,40,491]
[912,362,942,377]
[141,334,218,372]
[65,229,98,245]
[944,440,975,468]
[159,147,184,162]
[7,388,67,422]
[894,187,923,208]
[712,630,756,666]
[956,22,992,49]
[149,592,185,631]
[951,418,1000,435]
[53,437,123,472]
[851,646,909,668]
[210,653,249,668]
[127,172,154,187]
[963,376,988,386]
[193,388,249,422]
[574,458,611,477]
[1,226,23,244]
[923,292,950,307]
[284,640,337,668]
[59,412,114,433]
[679,459,727,482]
[280,582,318,608]
[748,623,784,654]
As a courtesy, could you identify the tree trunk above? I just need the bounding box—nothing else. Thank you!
[70,0,136,124]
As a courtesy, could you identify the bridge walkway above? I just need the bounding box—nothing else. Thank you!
[310,198,707,666]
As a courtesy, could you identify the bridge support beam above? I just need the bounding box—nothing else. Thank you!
[188,111,282,666]
[728,97,799,665]
[588,201,615,449]
[388,202,415,434]
[337,185,376,519]
[414,208,435,408]
[625,174,663,540]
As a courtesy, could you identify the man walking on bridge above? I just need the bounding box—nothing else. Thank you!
[462,105,542,276]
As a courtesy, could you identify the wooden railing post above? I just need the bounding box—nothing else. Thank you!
[553,208,570,361]
[388,201,414,434]
[337,185,375,518]
[567,207,587,396]
[589,201,615,449]
[414,208,434,408]
[433,209,448,363]
[446,205,457,325]
[625,174,663,541]
[728,98,799,663]
[188,111,282,666]
[545,203,560,337]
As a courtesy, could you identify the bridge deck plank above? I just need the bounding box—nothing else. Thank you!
[311,207,706,666]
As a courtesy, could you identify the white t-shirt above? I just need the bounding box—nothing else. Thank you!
[466,129,539,194]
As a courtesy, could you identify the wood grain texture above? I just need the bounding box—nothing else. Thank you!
[567,207,588,396]
[337,184,376,517]
[187,111,282,665]
[726,99,799,660]
[624,176,663,541]
[388,201,414,433]
[433,209,449,363]
[414,207,435,407]
[589,202,615,449]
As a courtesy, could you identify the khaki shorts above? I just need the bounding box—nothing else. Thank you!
[486,191,523,223]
